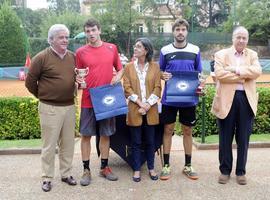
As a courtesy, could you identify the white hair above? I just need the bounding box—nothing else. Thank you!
[233,26,249,37]
[47,24,70,45]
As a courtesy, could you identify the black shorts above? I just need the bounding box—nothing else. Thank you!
[160,104,196,126]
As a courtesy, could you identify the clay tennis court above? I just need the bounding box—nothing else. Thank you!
[0,74,269,97]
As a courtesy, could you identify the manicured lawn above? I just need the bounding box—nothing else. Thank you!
[0,139,42,149]
[195,134,270,144]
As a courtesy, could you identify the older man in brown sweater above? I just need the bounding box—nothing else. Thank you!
[25,24,77,192]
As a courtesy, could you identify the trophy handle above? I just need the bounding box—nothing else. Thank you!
[74,68,78,74]
[85,67,89,76]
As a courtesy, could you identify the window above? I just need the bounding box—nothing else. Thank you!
[136,5,143,13]
[157,24,164,33]
[136,24,144,33]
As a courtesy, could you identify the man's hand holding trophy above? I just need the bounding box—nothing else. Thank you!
[196,73,208,96]
[75,67,89,89]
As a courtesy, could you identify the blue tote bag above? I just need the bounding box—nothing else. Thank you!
[89,83,128,121]
[165,71,199,103]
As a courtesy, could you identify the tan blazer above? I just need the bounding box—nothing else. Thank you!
[123,61,161,126]
[211,46,262,119]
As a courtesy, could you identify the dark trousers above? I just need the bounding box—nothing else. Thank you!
[129,117,155,171]
[218,91,254,176]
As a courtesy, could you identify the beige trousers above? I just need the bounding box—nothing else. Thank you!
[38,102,75,181]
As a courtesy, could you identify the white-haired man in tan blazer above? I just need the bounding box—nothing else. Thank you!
[211,26,262,185]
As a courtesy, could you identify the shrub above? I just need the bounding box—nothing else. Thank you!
[29,38,49,58]
[193,85,218,137]
[253,87,270,134]
[193,86,270,137]
[1,87,269,140]
[28,38,84,58]
[0,97,40,139]
[0,97,80,140]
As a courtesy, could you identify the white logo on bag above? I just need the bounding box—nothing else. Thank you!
[102,95,116,106]
[176,81,188,91]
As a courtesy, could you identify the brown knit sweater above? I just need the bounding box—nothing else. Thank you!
[25,48,76,106]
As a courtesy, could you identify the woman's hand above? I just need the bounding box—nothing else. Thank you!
[138,107,146,115]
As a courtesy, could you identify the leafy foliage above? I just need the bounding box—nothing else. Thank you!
[0,2,29,64]
[253,87,270,134]
[29,38,49,57]
[193,86,270,137]
[47,0,80,14]
[0,97,80,140]
[193,85,218,137]
[223,0,270,42]
[40,11,87,38]
[91,0,139,56]
[237,0,270,42]
[14,7,48,37]
[0,97,40,139]
[192,0,231,28]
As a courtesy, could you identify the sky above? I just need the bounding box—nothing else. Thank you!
[27,0,48,10]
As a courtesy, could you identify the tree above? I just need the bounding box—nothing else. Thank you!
[40,11,87,38]
[47,0,80,14]
[192,0,231,29]
[141,0,192,21]
[236,0,270,42]
[91,0,139,56]
[222,0,270,42]
[141,0,191,19]
[0,2,29,64]
[14,7,48,37]
[0,0,16,5]
[65,0,80,13]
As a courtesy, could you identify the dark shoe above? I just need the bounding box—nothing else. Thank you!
[61,176,77,186]
[100,166,118,181]
[149,172,158,181]
[80,169,91,186]
[218,174,230,184]
[132,176,141,182]
[42,181,52,192]
[236,175,247,185]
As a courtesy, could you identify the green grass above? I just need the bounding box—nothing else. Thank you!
[0,139,42,149]
[194,134,270,144]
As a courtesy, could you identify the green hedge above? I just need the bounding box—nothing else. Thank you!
[0,97,80,140]
[193,86,270,137]
[194,86,217,137]
[0,97,40,139]
[29,38,49,58]
[1,88,269,140]
[28,38,84,58]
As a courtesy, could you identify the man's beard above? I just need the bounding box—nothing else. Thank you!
[174,36,186,43]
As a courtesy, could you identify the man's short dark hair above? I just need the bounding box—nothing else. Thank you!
[84,19,101,30]
[172,18,189,31]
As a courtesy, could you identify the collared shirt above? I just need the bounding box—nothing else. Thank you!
[50,46,67,59]
[234,49,245,91]
[128,59,159,106]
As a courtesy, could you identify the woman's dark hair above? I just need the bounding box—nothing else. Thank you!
[135,37,154,62]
